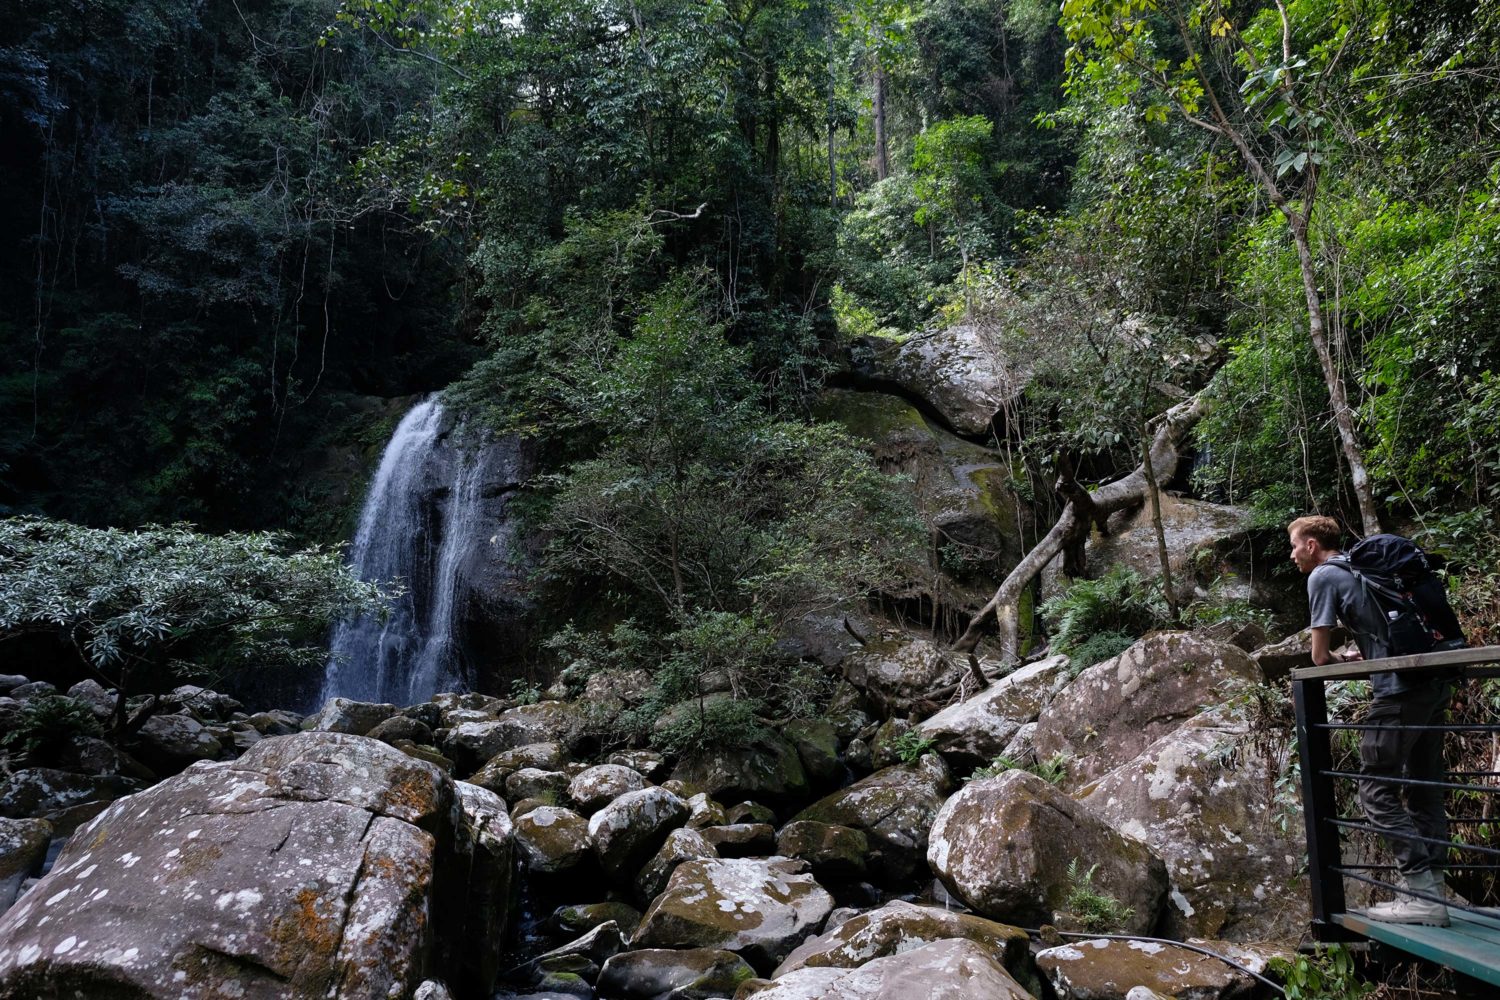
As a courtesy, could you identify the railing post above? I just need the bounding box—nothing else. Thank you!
[1293,676,1348,938]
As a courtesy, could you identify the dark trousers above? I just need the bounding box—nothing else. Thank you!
[1358,683,1451,876]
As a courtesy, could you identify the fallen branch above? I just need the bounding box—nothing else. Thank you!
[951,391,1213,655]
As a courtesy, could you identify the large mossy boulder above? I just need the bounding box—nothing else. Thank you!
[598,947,757,1000]
[916,654,1069,770]
[743,937,1034,1000]
[841,638,964,717]
[632,857,834,971]
[1032,633,1262,790]
[515,805,594,875]
[670,731,810,805]
[588,786,689,881]
[0,820,50,914]
[927,769,1166,934]
[0,732,512,999]
[848,326,1022,436]
[1083,709,1307,942]
[444,701,578,773]
[1036,937,1259,1000]
[790,756,951,882]
[568,764,648,815]
[772,899,1029,978]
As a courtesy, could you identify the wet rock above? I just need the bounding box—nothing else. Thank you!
[305,695,401,736]
[928,770,1166,933]
[0,819,51,914]
[366,714,434,745]
[468,741,567,792]
[744,937,1033,1000]
[515,806,594,874]
[1036,936,1257,1000]
[589,786,689,881]
[790,756,952,882]
[129,712,224,773]
[842,638,963,716]
[773,899,1029,977]
[568,764,649,815]
[1032,633,1263,790]
[521,920,624,987]
[0,732,512,998]
[636,827,719,904]
[781,719,841,787]
[597,947,757,1000]
[507,767,571,803]
[1083,709,1307,941]
[671,731,809,805]
[701,823,776,858]
[632,857,835,971]
[774,822,868,881]
[551,901,643,941]
[916,654,1070,770]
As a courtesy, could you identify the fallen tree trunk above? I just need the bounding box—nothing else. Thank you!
[951,392,1213,655]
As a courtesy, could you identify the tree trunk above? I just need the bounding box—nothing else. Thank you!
[1142,422,1179,624]
[953,392,1212,654]
[872,64,889,181]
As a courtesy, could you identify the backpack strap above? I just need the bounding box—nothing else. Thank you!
[1322,559,1398,653]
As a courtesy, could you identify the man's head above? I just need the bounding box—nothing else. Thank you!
[1288,515,1342,574]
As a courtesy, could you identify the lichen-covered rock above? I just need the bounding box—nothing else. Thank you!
[916,654,1069,769]
[773,899,1029,977]
[636,827,719,904]
[520,920,624,987]
[304,696,400,736]
[129,712,224,773]
[852,325,1022,436]
[0,768,143,828]
[789,756,951,882]
[65,680,115,720]
[701,823,776,858]
[597,947,757,1000]
[686,792,728,829]
[166,685,242,721]
[0,731,511,999]
[583,669,653,710]
[365,714,434,746]
[725,801,777,826]
[551,901,643,941]
[453,780,516,989]
[1083,709,1307,941]
[1036,937,1257,1000]
[468,741,567,792]
[444,702,578,772]
[1080,494,1260,608]
[246,709,303,736]
[589,786,689,881]
[928,770,1166,933]
[774,822,868,880]
[506,767,571,803]
[781,719,842,787]
[745,937,1033,1000]
[607,749,667,780]
[0,820,50,914]
[568,764,649,815]
[515,806,594,874]
[632,857,834,971]
[670,731,809,804]
[841,638,963,716]
[1032,633,1263,790]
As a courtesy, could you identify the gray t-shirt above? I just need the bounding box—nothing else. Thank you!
[1307,556,1408,696]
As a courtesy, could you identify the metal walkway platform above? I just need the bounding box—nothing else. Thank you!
[1335,910,1500,988]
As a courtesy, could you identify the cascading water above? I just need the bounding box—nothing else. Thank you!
[320,397,486,707]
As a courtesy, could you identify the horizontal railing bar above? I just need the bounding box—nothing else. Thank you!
[1338,863,1500,871]
[1291,645,1500,682]
[1329,819,1500,858]
[1336,816,1500,824]
[1316,723,1500,733]
[1320,770,1500,794]
[1332,867,1498,920]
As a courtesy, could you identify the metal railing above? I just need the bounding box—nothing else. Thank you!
[1292,645,1500,941]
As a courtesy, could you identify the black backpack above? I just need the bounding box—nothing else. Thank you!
[1347,533,1468,650]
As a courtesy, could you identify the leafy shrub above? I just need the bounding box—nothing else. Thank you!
[1060,630,1138,674]
[1268,945,1373,1000]
[0,695,101,762]
[1041,566,1169,662]
[1063,859,1135,932]
[968,751,1070,784]
[890,730,937,765]
[651,698,767,757]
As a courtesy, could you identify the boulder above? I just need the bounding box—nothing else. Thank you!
[515,806,594,874]
[1080,494,1260,607]
[568,764,649,815]
[725,802,777,826]
[597,947,757,1000]
[636,828,719,904]
[0,731,512,998]
[0,678,27,696]
[1036,937,1257,1000]
[7,682,56,700]
[506,767,570,803]
[1083,709,1307,941]
[781,720,841,787]
[701,823,776,858]
[916,654,1070,770]
[365,714,434,745]
[773,899,1029,977]
[453,781,517,989]
[928,770,1166,933]
[789,756,952,882]
[850,326,1021,436]
[670,731,809,804]
[774,822,868,881]
[589,786,689,881]
[551,901,643,941]
[1032,633,1262,790]
[841,639,964,716]
[583,669,654,710]
[246,710,303,736]
[0,769,143,829]
[520,920,624,987]
[607,750,667,780]
[64,680,115,720]
[743,937,1033,1000]
[304,696,400,736]
[444,702,577,772]
[129,713,223,773]
[166,685,242,721]
[0,820,51,914]
[468,741,567,791]
[632,857,835,971]
[685,793,728,830]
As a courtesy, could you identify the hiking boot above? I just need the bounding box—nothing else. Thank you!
[1361,870,1450,926]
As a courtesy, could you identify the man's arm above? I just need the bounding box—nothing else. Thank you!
[1310,626,1362,666]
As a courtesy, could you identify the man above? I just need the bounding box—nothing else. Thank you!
[1288,515,1451,926]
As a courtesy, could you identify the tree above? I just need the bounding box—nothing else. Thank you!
[912,115,998,310]
[1058,0,1383,534]
[0,517,386,733]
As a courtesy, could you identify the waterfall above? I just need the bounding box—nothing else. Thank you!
[320,397,485,707]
